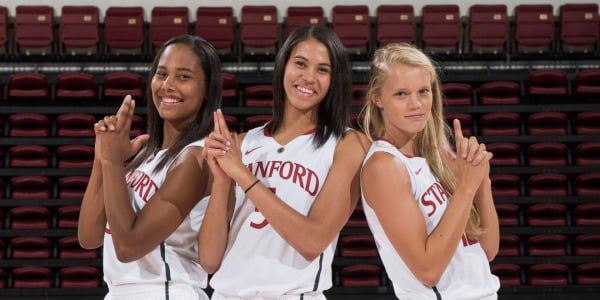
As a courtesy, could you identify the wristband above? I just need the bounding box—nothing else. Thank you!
[244,179,260,194]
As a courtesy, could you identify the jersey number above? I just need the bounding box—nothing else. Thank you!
[249,187,276,229]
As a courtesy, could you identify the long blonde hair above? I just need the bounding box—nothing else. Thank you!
[361,43,482,237]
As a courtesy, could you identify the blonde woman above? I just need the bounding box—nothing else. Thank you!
[360,43,500,299]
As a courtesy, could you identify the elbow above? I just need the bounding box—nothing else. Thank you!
[77,230,103,250]
[484,244,499,262]
[296,240,329,262]
[299,249,322,262]
[113,243,143,263]
[413,267,444,288]
[198,256,221,274]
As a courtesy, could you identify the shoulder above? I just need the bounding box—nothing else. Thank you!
[336,129,371,156]
[363,150,409,180]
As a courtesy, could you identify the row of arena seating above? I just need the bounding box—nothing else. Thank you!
[0,3,599,62]
[1,68,599,105]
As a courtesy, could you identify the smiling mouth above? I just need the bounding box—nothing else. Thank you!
[295,85,315,95]
[161,96,182,104]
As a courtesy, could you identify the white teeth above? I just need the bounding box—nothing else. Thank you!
[296,86,315,94]
[162,97,180,103]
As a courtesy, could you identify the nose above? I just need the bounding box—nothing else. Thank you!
[408,93,423,109]
[161,76,174,91]
[302,68,316,83]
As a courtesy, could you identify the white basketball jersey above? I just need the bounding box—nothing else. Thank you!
[209,124,341,298]
[361,139,499,300]
[103,139,210,292]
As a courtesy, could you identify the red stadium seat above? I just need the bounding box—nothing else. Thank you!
[221,72,239,106]
[525,142,568,166]
[572,69,600,95]
[572,234,600,256]
[468,4,509,54]
[243,115,272,131]
[444,112,472,136]
[332,5,371,56]
[572,203,600,226]
[527,264,568,286]
[56,113,96,137]
[55,72,98,101]
[559,3,599,54]
[56,144,94,169]
[8,145,51,168]
[526,234,568,256]
[340,264,382,287]
[490,174,521,197]
[0,6,8,55]
[104,6,145,56]
[376,5,415,46]
[495,203,521,227]
[573,173,600,196]
[574,263,600,285]
[526,69,569,96]
[15,5,54,56]
[339,235,378,257]
[573,142,600,166]
[244,85,273,107]
[514,4,555,54]
[526,112,568,135]
[478,112,521,136]
[60,5,100,56]
[8,72,50,100]
[195,7,235,57]
[58,236,99,259]
[10,236,52,259]
[240,5,279,58]
[8,113,51,137]
[525,203,567,227]
[57,206,81,228]
[345,203,368,228]
[477,81,520,105]
[102,71,144,102]
[59,266,102,288]
[498,234,521,256]
[150,7,189,51]
[486,143,521,166]
[491,264,522,286]
[10,176,52,199]
[9,206,52,229]
[421,5,461,55]
[526,173,568,197]
[573,111,600,134]
[442,82,473,106]
[58,176,89,199]
[286,6,326,37]
[11,266,54,288]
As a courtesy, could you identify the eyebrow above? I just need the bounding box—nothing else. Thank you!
[157,65,194,73]
[293,55,331,68]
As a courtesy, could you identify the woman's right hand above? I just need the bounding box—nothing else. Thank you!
[445,119,492,193]
[203,110,238,183]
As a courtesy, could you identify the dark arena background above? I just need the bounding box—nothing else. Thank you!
[0,0,599,299]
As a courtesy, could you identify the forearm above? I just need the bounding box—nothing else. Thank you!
[198,180,233,273]
[100,160,137,252]
[475,178,500,260]
[78,158,107,249]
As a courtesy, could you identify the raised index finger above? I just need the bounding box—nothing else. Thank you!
[453,118,464,141]
[116,95,134,130]
[216,109,231,138]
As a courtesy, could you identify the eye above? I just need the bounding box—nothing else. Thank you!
[419,88,431,95]
[155,71,167,79]
[317,66,330,74]
[177,74,191,80]
[294,60,307,68]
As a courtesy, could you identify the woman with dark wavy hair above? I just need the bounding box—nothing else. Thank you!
[79,35,222,300]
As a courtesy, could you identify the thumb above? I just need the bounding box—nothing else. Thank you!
[131,134,150,153]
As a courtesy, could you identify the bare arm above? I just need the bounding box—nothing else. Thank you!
[78,157,107,249]
[474,177,500,261]
[197,112,238,273]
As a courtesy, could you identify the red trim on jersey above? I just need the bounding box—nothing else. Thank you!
[105,228,111,234]
[376,138,415,158]
[263,121,316,137]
